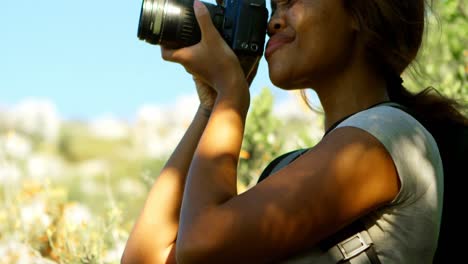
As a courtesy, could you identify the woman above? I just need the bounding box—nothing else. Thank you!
[122,0,467,263]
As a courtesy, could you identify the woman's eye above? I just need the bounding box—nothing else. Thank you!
[271,0,292,15]
[277,0,292,7]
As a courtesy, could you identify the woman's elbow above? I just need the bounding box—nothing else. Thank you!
[176,234,223,264]
[120,245,155,264]
[175,243,202,264]
[121,242,177,264]
[120,246,139,264]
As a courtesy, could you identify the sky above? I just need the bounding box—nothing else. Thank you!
[0,0,319,121]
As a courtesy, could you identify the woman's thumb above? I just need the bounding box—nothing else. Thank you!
[193,0,216,37]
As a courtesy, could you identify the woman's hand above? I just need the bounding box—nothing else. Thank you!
[194,76,217,110]
[160,0,247,97]
[247,59,260,86]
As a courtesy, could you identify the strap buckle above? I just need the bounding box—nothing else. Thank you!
[337,232,372,261]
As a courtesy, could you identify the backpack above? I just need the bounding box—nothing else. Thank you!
[388,103,468,263]
[257,102,468,263]
[430,116,468,263]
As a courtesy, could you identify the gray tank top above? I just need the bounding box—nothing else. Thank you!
[282,105,443,264]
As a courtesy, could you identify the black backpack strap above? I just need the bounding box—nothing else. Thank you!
[257,148,309,183]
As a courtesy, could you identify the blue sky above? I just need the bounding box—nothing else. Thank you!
[0,0,317,120]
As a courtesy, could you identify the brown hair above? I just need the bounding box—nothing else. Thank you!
[300,0,467,124]
[341,0,467,124]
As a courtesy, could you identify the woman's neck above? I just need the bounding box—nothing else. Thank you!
[315,67,389,132]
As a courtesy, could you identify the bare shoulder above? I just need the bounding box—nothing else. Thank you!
[301,125,401,211]
[173,126,400,263]
[253,125,400,235]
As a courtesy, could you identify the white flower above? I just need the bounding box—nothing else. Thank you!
[8,98,61,143]
[136,134,168,158]
[170,94,199,125]
[103,240,126,263]
[0,131,32,160]
[0,240,57,264]
[89,115,129,140]
[135,105,170,129]
[79,180,102,196]
[26,154,65,180]
[20,199,52,233]
[117,178,146,196]
[76,159,110,178]
[132,95,198,158]
[0,161,22,186]
[61,203,92,230]
[267,133,276,144]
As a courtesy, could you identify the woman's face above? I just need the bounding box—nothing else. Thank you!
[265,0,358,89]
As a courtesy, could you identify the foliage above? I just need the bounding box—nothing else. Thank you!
[404,0,467,105]
[238,88,322,190]
[0,125,159,263]
[238,88,285,189]
[58,123,130,163]
[0,179,126,264]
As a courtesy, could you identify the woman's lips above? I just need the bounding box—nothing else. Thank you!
[265,35,293,59]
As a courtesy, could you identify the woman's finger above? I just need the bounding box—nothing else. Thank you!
[160,45,193,64]
[193,0,218,40]
[160,46,176,62]
[247,59,260,86]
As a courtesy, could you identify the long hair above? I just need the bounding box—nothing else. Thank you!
[343,0,467,120]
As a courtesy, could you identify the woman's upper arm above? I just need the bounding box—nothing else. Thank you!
[177,126,400,263]
[121,242,176,264]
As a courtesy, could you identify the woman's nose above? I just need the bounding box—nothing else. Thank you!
[267,13,286,37]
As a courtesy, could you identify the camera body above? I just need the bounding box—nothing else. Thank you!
[221,0,269,55]
[137,0,269,57]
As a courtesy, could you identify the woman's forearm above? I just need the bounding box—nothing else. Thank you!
[122,106,211,264]
[177,81,250,255]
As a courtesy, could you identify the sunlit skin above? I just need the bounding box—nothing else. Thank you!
[266,0,390,130]
[121,0,400,263]
[266,0,357,89]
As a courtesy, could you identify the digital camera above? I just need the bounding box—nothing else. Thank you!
[137,0,269,57]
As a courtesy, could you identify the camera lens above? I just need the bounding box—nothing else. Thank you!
[137,0,166,44]
[138,0,209,48]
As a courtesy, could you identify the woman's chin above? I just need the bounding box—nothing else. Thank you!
[268,67,288,87]
[269,71,295,90]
